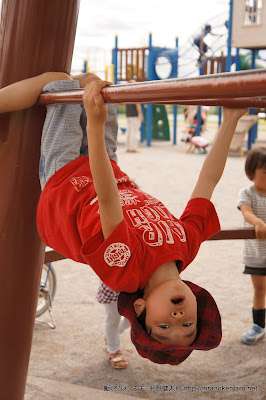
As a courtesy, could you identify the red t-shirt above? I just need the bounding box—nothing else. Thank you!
[37,156,220,293]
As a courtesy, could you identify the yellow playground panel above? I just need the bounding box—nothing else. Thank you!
[84,47,114,82]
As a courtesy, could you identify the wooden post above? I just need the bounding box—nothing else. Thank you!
[0,1,79,399]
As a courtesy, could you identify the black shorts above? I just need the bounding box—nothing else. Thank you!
[244,266,266,276]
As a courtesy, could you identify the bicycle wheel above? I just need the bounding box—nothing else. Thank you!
[36,263,57,317]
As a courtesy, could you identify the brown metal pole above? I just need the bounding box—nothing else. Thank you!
[157,98,266,107]
[0,1,79,399]
[38,69,266,106]
[102,69,266,103]
[209,228,256,240]
[38,88,266,108]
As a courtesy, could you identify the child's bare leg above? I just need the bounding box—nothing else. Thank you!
[40,77,83,189]
[0,72,71,113]
[72,73,119,161]
[72,73,105,156]
[252,275,266,310]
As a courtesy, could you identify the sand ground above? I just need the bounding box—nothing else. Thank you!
[25,121,265,400]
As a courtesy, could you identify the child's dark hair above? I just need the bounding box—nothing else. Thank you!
[245,147,266,180]
[137,308,148,333]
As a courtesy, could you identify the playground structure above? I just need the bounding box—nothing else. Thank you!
[82,47,115,82]
[228,114,259,156]
[231,0,266,49]
[111,0,266,149]
[196,0,266,151]
[36,262,57,329]
[1,1,266,400]
[228,0,266,152]
[112,34,178,145]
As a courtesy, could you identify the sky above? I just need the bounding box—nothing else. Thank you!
[71,0,230,73]
[0,0,230,73]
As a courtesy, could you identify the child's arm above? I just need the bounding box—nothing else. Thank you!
[83,80,124,240]
[0,72,71,113]
[190,107,249,200]
[240,205,266,240]
[71,72,101,88]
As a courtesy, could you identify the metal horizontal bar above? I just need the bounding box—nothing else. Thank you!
[157,97,266,107]
[208,227,256,240]
[38,89,84,105]
[38,92,266,107]
[44,250,66,264]
[38,69,266,106]
[44,228,256,263]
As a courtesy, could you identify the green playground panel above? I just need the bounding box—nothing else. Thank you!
[144,104,170,141]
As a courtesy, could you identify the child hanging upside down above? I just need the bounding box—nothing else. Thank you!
[0,72,248,365]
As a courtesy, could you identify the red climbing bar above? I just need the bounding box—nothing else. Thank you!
[39,91,266,107]
[157,97,266,108]
[209,227,256,240]
[38,69,266,106]
[39,89,84,105]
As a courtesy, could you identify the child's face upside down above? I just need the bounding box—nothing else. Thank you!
[136,280,198,346]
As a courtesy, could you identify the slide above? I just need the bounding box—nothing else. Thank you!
[239,51,266,70]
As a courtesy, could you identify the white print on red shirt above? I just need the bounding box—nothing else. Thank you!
[126,201,186,247]
[116,177,128,184]
[70,176,128,194]
[90,197,98,206]
[118,190,141,206]
[104,243,131,267]
[70,176,92,192]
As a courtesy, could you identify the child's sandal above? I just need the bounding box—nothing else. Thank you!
[109,350,128,369]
